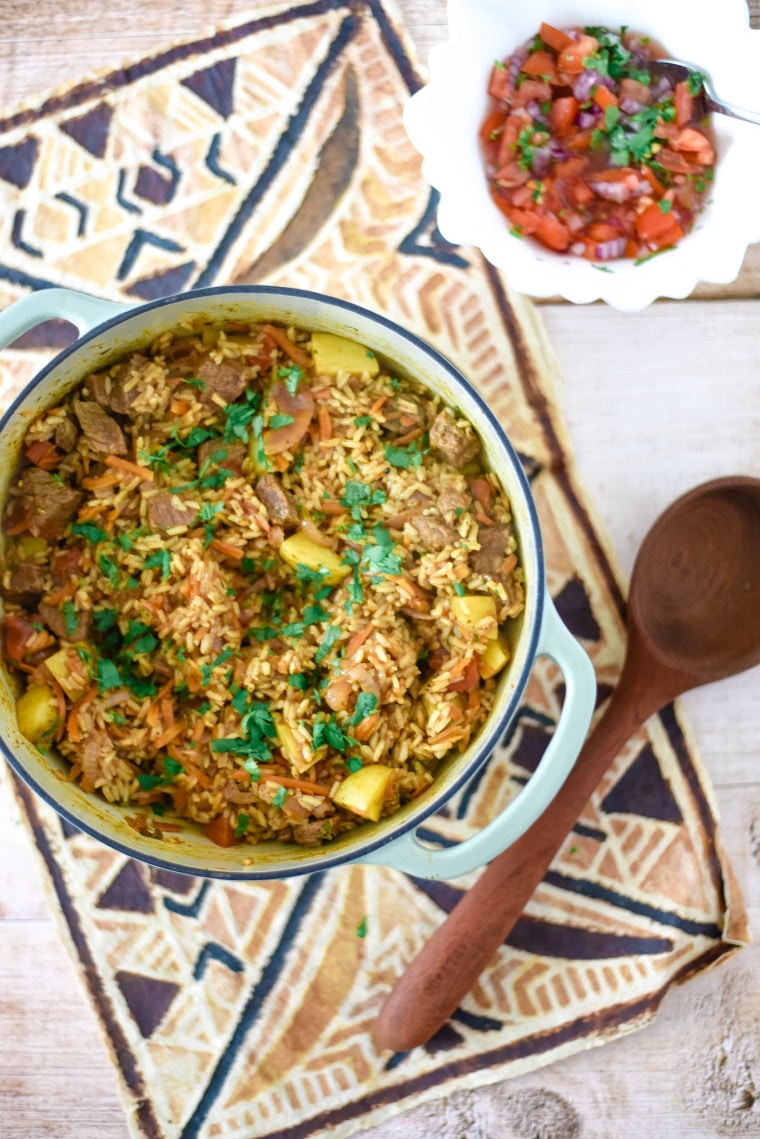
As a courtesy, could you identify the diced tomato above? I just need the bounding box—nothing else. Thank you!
[539,22,573,53]
[3,613,35,663]
[503,207,541,236]
[642,166,666,196]
[557,34,598,75]
[549,95,579,135]
[448,658,480,693]
[554,156,588,179]
[625,239,639,258]
[654,119,679,141]
[636,202,684,245]
[479,109,505,143]
[655,148,697,174]
[619,78,652,106]
[488,62,511,101]
[567,130,593,150]
[496,114,523,166]
[512,79,552,109]
[205,815,239,847]
[593,86,618,112]
[588,223,623,242]
[674,81,695,127]
[673,127,711,153]
[535,214,571,251]
[522,50,558,84]
[572,179,594,205]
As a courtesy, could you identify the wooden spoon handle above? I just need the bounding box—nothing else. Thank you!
[374,677,661,1053]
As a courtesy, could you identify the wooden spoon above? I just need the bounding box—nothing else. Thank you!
[375,476,760,1053]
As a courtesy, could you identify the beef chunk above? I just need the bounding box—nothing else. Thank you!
[473,524,513,583]
[86,354,147,418]
[197,438,246,475]
[146,492,197,532]
[409,511,458,552]
[14,469,82,542]
[73,400,127,455]
[292,820,329,846]
[381,394,429,436]
[2,563,46,599]
[430,410,481,469]
[437,484,469,515]
[255,474,299,529]
[38,600,91,642]
[196,355,247,405]
[54,415,78,453]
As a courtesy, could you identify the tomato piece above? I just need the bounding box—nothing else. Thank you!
[557,34,598,75]
[555,156,588,178]
[488,62,511,101]
[673,127,711,153]
[636,202,684,245]
[656,148,697,174]
[503,207,541,236]
[587,223,623,242]
[539,22,573,53]
[205,815,239,847]
[448,657,480,693]
[479,109,505,143]
[593,86,618,111]
[24,440,59,470]
[512,79,553,109]
[522,50,558,84]
[496,114,523,166]
[549,95,579,135]
[572,179,594,205]
[567,130,593,150]
[674,81,695,127]
[642,166,666,196]
[535,214,571,251]
[4,613,35,663]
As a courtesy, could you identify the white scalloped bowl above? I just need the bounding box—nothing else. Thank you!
[404,0,760,310]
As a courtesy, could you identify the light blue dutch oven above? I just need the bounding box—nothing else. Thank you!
[0,286,595,881]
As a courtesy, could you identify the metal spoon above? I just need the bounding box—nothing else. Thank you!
[650,60,760,127]
[375,476,760,1053]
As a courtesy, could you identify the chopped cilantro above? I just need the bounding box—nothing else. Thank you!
[211,702,276,766]
[71,521,107,544]
[453,583,466,597]
[241,556,256,573]
[139,443,174,473]
[144,549,171,581]
[62,600,78,638]
[272,786,288,808]
[658,199,672,214]
[200,648,234,686]
[197,701,211,715]
[269,414,295,430]
[278,364,302,395]
[223,399,258,444]
[96,659,122,691]
[384,439,427,471]
[340,480,387,520]
[183,377,206,390]
[349,691,377,726]
[117,532,134,551]
[98,554,119,587]
[354,416,373,428]
[93,608,117,632]
[288,673,309,690]
[234,812,250,838]
[315,624,341,665]
[312,714,352,753]
[198,501,223,522]
[243,758,261,781]
[356,915,368,938]
[361,542,403,580]
[164,757,185,777]
[346,457,358,476]
[686,70,706,96]
[232,688,249,714]
[347,756,363,774]
[174,426,217,449]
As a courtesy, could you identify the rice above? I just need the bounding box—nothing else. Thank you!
[1,318,525,849]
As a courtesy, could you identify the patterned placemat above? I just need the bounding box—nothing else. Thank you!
[0,2,748,1137]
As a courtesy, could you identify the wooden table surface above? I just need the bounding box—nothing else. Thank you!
[1,4,759,1137]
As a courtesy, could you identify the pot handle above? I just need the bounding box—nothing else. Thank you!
[0,287,132,351]
[357,596,596,881]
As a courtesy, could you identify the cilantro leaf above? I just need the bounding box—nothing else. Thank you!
[269,414,295,430]
[312,714,352,753]
[97,659,122,691]
[144,549,171,581]
[93,608,118,632]
[234,812,250,838]
[62,600,79,639]
[272,786,288,808]
[278,364,302,395]
[71,521,107,544]
[315,624,341,665]
[98,554,119,587]
[349,691,378,726]
[200,648,234,686]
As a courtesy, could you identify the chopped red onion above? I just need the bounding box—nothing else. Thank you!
[508,48,528,87]
[549,142,569,161]
[650,76,673,102]
[595,237,628,260]
[587,178,650,202]
[576,107,601,129]
[620,97,646,115]
[570,241,586,256]
[572,69,615,101]
[530,146,553,177]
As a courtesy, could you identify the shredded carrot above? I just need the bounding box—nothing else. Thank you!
[4,520,29,536]
[42,672,67,743]
[262,323,313,369]
[447,705,464,721]
[503,553,518,574]
[320,499,346,516]
[182,759,210,789]
[77,502,107,522]
[393,427,423,447]
[345,624,373,658]
[153,721,185,750]
[46,581,78,605]
[104,454,154,481]
[264,775,332,797]
[352,712,380,742]
[170,398,191,416]
[475,512,494,527]
[154,821,183,833]
[145,701,162,729]
[369,394,388,417]
[68,763,83,783]
[211,538,244,561]
[312,388,332,400]
[318,405,332,441]
[272,453,289,473]
[447,656,470,679]
[160,697,175,730]
[82,471,120,491]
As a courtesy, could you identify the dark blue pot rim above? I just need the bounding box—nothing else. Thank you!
[0,285,544,880]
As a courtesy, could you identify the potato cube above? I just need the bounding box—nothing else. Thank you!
[279,532,350,585]
[451,594,498,639]
[45,645,92,701]
[333,764,395,822]
[311,332,380,377]
[17,684,59,745]
[478,633,511,679]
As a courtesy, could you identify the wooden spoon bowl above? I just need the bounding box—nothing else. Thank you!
[375,476,760,1053]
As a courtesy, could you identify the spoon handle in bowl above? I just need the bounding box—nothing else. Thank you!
[374,675,662,1054]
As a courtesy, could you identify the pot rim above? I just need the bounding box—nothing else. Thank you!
[0,285,545,879]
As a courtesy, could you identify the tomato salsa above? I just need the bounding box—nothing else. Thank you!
[481,23,716,262]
